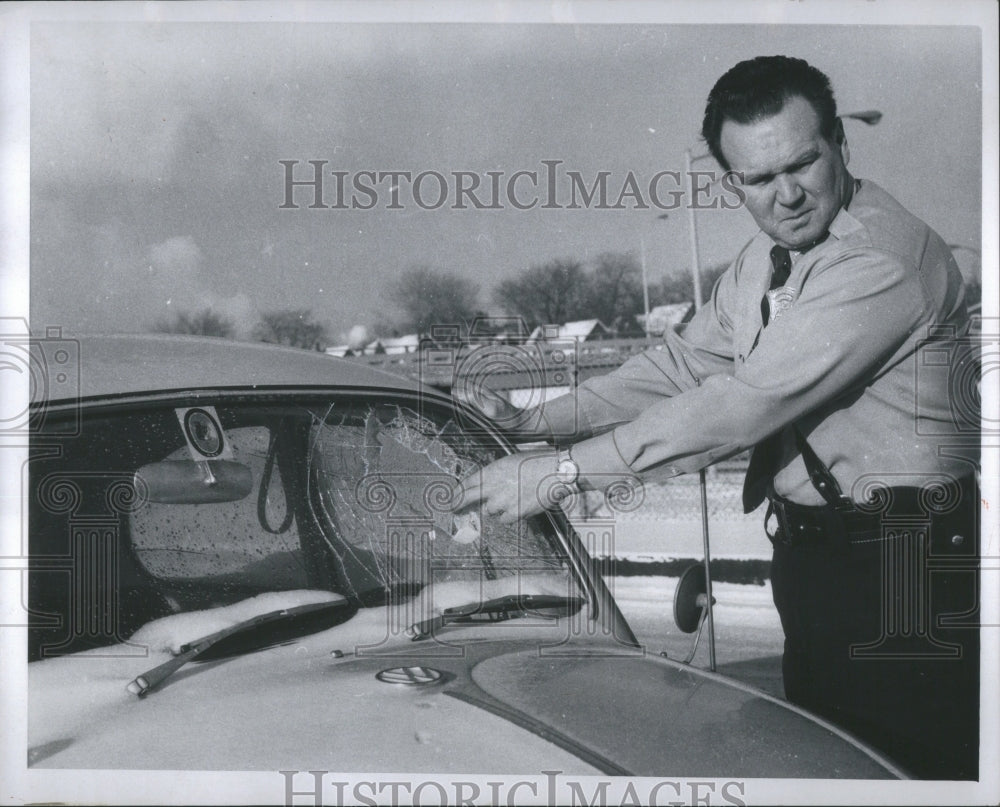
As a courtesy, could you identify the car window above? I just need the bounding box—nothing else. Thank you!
[310,401,570,599]
[29,394,580,658]
[131,423,308,587]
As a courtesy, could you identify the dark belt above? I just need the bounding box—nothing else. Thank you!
[766,475,979,549]
[765,496,883,546]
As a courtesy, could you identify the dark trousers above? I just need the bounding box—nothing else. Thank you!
[769,480,980,780]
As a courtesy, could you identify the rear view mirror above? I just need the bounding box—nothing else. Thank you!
[136,460,253,504]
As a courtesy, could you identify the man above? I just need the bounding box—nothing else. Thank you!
[455,56,979,779]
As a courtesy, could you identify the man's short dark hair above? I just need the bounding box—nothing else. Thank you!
[701,56,839,170]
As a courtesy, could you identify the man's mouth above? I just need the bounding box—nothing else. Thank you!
[784,209,811,224]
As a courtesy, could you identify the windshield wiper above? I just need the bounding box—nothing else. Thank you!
[127,599,353,697]
[407,594,585,641]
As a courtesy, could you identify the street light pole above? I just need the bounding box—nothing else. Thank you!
[683,144,716,670]
[640,214,671,337]
[841,110,883,126]
[640,234,651,337]
[684,148,706,310]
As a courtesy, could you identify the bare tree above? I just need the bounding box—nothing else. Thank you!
[493,258,588,330]
[153,308,235,338]
[389,266,479,336]
[252,309,330,350]
[651,262,729,306]
[584,252,646,331]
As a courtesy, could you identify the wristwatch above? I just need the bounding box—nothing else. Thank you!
[556,447,580,488]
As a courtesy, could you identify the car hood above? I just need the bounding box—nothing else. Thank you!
[28,631,903,777]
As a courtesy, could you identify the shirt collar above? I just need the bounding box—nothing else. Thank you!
[826,177,866,241]
[770,178,865,259]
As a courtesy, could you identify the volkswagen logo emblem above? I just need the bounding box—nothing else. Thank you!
[376,666,444,686]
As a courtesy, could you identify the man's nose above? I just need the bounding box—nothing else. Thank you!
[774,174,804,207]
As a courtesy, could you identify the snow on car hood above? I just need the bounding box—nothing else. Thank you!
[28,582,598,772]
[28,586,902,777]
[129,589,346,654]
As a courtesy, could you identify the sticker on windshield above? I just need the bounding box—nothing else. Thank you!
[174,406,233,461]
[450,511,481,544]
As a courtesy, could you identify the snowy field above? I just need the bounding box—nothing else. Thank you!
[565,476,774,562]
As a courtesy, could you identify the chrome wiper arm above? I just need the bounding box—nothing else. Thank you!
[127,599,350,697]
[407,594,584,642]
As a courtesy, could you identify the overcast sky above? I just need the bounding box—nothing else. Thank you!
[24,14,986,345]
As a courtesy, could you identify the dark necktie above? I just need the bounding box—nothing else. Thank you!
[742,245,793,512]
[760,245,792,323]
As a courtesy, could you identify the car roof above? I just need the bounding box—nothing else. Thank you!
[48,334,428,403]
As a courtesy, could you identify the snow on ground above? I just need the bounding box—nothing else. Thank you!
[605,575,786,698]
[572,516,773,561]
[564,476,773,560]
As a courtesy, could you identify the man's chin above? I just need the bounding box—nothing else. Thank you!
[777,223,825,251]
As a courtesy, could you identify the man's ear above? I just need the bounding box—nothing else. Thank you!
[834,118,850,166]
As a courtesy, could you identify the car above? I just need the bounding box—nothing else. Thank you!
[25,334,907,777]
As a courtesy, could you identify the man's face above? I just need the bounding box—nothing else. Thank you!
[719,95,851,251]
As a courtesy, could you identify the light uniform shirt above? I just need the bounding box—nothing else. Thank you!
[537,179,975,506]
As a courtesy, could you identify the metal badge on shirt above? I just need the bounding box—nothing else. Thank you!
[765,286,798,323]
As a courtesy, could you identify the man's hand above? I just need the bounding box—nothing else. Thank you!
[452,449,571,524]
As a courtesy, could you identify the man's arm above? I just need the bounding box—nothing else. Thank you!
[569,247,927,486]
[450,267,743,522]
[514,264,741,443]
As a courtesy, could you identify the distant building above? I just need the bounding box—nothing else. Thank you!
[325,345,355,358]
[527,319,613,343]
[467,316,531,342]
[637,303,694,336]
[364,334,420,355]
[611,314,648,339]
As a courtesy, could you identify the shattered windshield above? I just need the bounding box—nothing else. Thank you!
[310,401,570,598]
[29,395,583,659]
